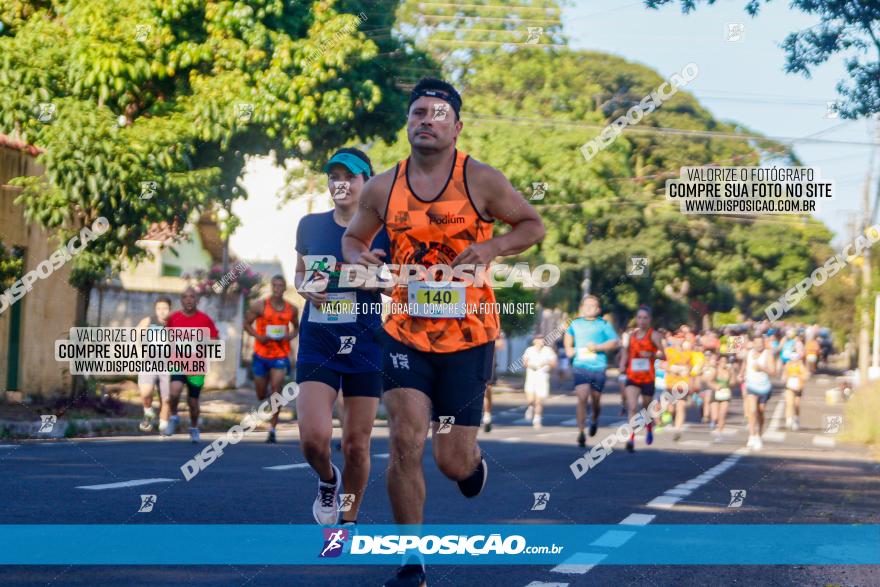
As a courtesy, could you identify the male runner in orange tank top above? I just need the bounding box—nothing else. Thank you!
[244,275,299,443]
[342,78,545,587]
[617,305,665,453]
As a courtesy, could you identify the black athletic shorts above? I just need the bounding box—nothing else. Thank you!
[625,378,656,397]
[170,374,202,399]
[295,363,382,398]
[381,333,495,427]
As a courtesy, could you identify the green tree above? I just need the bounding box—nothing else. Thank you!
[494,285,538,336]
[369,47,830,329]
[1,0,429,397]
[0,240,24,289]
[0,0,426,328]
[646,0,880,118]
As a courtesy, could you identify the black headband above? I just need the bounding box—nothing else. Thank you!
[408,88,462,118]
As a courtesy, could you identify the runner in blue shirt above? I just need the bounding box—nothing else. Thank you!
[294,147,390,527]
[563,295,620,448]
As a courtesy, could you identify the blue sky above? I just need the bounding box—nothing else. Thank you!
[564,0,877,243]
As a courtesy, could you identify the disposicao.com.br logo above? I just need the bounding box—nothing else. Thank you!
[325,533,563,557]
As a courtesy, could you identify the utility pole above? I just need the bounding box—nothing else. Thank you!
[858,117,879,382]
[581,220,593,297]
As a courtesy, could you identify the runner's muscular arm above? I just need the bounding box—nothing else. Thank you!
[286,304,299,341]
[243,301,268,343]
[342,169,394,266]
[652,331,666,360]
[452,160,545,266]
[563,332,575,358]
[617,333,629,372]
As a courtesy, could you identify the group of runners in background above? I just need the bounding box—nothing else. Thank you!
[524,297,827,453]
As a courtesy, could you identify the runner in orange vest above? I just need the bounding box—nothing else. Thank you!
[243,275,299,443]
[617,305,665,452]
[342,78,545,587]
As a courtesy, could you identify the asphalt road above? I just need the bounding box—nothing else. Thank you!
[1,373,878,586]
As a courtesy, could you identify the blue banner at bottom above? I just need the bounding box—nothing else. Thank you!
[0,525,877,565]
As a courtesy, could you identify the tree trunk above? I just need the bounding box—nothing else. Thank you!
[69,281,93,401]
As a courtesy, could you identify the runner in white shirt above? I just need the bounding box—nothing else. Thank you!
[522,336,557,429]
[740,335,776,450]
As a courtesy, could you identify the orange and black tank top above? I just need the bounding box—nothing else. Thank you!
[254,298,296,359]
[626,328,659,384]
[383,150,500,353]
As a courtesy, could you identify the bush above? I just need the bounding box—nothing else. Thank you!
[843,383,880,450]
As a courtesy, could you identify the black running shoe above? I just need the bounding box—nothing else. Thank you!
[457,455,488,498]
[626,440,635,453]
[384,564,426,587]
[266,430,276,444]
[577,431,586,448]
[589,420,598,437]
[483,421,492,433]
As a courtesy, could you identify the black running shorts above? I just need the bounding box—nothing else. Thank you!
[381,332,495,427]
[625,378,656,396]
[295,363,383,398]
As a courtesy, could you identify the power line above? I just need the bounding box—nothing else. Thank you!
[464,112,880,147]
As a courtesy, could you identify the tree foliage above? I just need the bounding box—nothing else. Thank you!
[0,239,24,289]
[645,0,880,118]
[0,0,426,307]
[369,47,833,328]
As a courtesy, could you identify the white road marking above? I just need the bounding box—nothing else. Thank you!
[664,488,693,497]
[525,582,569,587]
[647,495,682,508]
[545,447,747,582]
[812,436,836,448]
[767,396,785,433]
[559,419,577,427]
[0,445,18,449]
[551,553,607,574]
[264,463,312,471]
[77,478,178,490]
[590,530,635,548]
[681,440,710,447]
[374,453,390,459]
[502,437,522,443]
[619,513,654,526]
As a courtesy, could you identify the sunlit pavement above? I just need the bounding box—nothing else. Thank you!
[1,375,877,586]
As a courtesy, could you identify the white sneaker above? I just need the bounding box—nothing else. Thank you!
[786,418,793,429]
[533,416,542,430]
[791,417,800,432]
[746,435,756,449]
[158,420,169,435]
[753,436,763,451]
[482,411,492,425]
[164,415,179,436]
[189,428,200,443]
[313,463,342,526]
[524,406,534,422]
